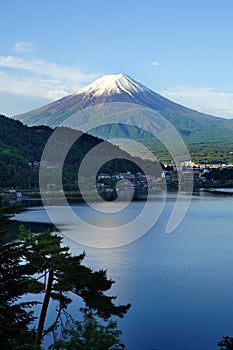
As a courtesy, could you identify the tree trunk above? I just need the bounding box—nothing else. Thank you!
[35,262,54,348]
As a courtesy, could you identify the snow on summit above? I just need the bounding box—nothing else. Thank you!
[75,73,147,97]
[13,72,196,130]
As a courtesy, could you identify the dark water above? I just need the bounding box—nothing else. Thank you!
[15,193,233,350]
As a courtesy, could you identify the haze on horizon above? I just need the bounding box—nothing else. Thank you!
[1,0,233,119]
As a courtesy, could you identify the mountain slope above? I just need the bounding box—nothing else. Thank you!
[0,114,154,189]
[14,73,212,127]
[13,73,233,163]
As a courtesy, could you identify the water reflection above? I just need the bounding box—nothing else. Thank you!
[14,193,233,350]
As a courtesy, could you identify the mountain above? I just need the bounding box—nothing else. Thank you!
[13,74,233,163]
[13,73,215,126]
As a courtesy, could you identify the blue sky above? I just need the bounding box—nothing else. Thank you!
[1,0,233,118]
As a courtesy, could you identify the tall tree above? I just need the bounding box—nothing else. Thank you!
[19,226,131,348]
[0,242,40,349]
[1,197,130,349]
[0,196,40,349]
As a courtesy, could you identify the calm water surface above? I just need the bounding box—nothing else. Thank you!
[15,193,233,350]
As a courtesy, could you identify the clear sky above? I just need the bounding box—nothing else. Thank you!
[1,0,233,118]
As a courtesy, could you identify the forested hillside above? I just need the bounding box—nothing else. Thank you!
[0,115,152,190]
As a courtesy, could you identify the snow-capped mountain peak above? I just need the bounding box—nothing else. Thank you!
[75,73,147,98]
[13,72,198,132]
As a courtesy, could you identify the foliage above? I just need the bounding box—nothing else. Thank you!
[218,336,233,350]
[0,242,40,349]
[0,196,130,348]
[18,226,130,348]
[202,168,233,181]
[0,115,51,161]
[0,196,20,237]
[0,196,40,349]
[0,114,150,190]
[1,113,233,191]
[50,314,125,350]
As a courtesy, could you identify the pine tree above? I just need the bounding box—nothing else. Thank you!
[50,314,125,350]
[0,195,130,349]
[0,196,40,349]
[19,226,131,348]
[218,336,233,350]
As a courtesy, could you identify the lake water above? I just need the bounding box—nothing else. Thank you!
[14,192,233,350]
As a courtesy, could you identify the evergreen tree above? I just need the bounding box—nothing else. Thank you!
[18,226,131,348]
[50,314,125,350]
[218,336,233,350]
[0,196,40,349]
[0,242,40,349]
[1,197,130,349]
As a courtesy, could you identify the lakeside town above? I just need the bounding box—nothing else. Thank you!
[3,161,233,202]
[96,161,233,195]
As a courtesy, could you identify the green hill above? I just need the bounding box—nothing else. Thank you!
[0,115,156,191]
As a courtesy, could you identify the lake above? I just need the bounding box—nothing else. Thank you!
[14,192,233,350]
